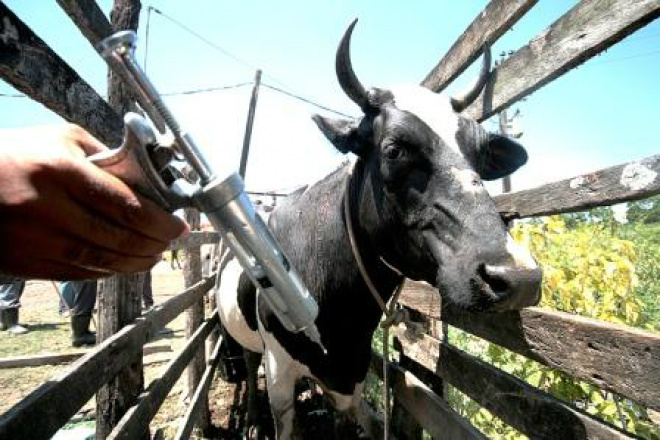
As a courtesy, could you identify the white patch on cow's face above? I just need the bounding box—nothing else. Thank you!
[216,259,264,353]
[506,234,539,270]
[389,85,461,153]
[451,167,485,194]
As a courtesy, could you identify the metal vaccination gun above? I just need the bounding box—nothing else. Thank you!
[90,30,324,351]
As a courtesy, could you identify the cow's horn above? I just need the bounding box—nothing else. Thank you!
[450,45,491,113]
[336,19,372,112]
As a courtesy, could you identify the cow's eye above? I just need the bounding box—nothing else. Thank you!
[383,144,406,161]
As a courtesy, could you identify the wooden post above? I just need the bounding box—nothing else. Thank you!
[95,274,146,439]
[0,2,123,146]
[391,356,424,440]
[96,1,146,439]
[499,107,512,194]
[183,208,212,435]
[238,69,262,181]
[207,243,221,360]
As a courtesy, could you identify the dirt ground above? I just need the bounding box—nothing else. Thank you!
[0,260,348,439]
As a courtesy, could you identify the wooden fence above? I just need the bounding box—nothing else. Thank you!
[1,1,226,436]
[2,0,660,439]
[0,230,222,439]
[370,0,660,438]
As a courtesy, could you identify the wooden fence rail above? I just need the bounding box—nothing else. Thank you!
[422,0,538,93]
[464,0,660,122]
[0,2,123,146]
[0,274,216,440]
[108,312,220,440]
[167,231,221,251]
[174,333,224,440]
[393,328,635,439]
[494,154,660,220]
[0,344,171,370]
[370,353,487,440]
[400,281,660,412]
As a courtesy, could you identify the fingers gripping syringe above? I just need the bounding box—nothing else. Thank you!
[92,31,324,351]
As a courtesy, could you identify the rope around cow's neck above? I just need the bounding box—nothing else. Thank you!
[343,160,408,439]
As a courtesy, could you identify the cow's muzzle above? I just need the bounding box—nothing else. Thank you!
[476,263,542,311]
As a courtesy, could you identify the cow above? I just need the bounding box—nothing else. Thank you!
[216,20,542,439]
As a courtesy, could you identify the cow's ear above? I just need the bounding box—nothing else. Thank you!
[312,114,362,155]
[478,134,528,180]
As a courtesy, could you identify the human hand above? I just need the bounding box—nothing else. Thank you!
[0,124,189,280]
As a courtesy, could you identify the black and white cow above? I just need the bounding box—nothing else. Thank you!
[217,20,542,439]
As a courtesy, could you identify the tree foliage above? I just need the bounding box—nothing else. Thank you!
[628,194,660,225]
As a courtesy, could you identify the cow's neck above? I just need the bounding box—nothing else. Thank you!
[345,159,403,309]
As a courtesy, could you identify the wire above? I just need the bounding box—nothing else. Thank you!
[247,183,308,196]
[147,6,292,91]
[144,6,153,72]
[0,80,352,120]
[161,82,252,96]
[586,47,660,68]
[261,83,354,118]
[0,81,253,99]
[144,5,356,119]
[246,190,292,197]
[0,93,27,98]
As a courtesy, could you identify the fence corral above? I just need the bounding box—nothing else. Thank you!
[375,1,660,438]
[1,0,660,438]
[0,231,221,439]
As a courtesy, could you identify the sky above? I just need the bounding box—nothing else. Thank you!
[1,1,659,198]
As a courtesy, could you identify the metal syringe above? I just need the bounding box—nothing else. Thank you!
[91,31,324,351]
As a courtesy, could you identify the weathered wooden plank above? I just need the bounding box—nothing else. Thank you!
[399,281,660,411]
[463,0,660,121]
[370,353,487,439]
[174,334,223,440]
[494,155,660,220]
[0,274,215,440]
[108,314,219,440]
[421,0,538,93]
[167,231,221,251]
[360,399,388,440]
[0,344,171,369]
[0,3,123,146]
[394,330,635,439]
[391,399,423,440]
[56,0,166,133]
[56,0,112,46]
[146,274,216,333]
[182,209,211,435]
[95,4,145,437]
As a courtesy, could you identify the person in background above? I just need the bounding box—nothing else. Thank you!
[0,278,29,335]
[60,280,97,347]
[170,249,182,270]
[142,271,154,311]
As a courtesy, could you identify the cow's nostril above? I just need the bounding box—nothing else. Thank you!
[479,264,511,297]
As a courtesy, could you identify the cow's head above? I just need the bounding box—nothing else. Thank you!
[313,21,541,311]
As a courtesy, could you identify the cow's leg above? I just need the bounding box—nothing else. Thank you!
[263,347,301,440]
[244,349,263,440]
[326,382,371,439]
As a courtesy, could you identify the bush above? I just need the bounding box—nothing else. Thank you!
[445,215,660,438]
